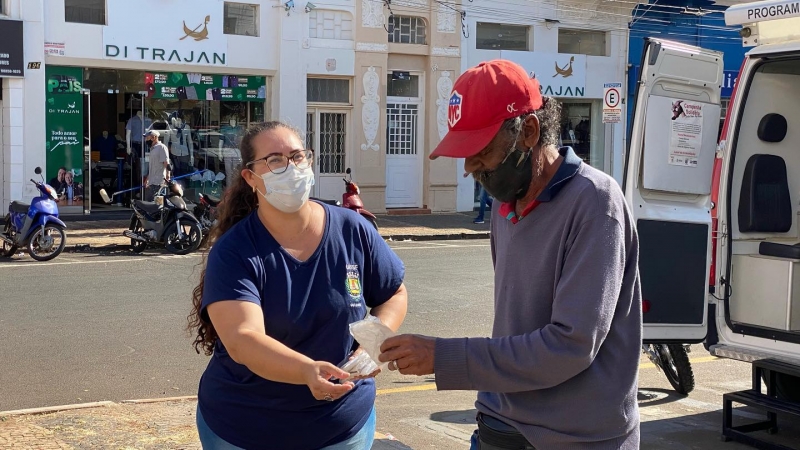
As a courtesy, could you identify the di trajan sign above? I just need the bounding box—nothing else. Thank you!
[0,20,24,77]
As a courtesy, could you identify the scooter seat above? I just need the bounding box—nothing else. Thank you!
[134,200,162,216]
[201,194,221,207]
[10,201,29,214]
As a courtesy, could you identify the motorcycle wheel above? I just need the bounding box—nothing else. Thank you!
[1,240,17,257]
[27,224,66,262]
[165,221,202,255]
[129,218,147,254]
[655,344,695,395]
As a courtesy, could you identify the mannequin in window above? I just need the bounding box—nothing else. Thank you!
[126,110,153,183]
[93,130,118,162]
[219,115,244,148]
[168,114,194,175]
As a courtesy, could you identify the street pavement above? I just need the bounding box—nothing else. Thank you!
[1,241,799,449]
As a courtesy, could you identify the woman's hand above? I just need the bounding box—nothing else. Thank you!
[347,347,381,381]
[302,361,355,402]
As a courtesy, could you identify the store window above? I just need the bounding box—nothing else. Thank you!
[65,0,106,25]
[558,29,607,57]
[388,16,427,45]
[224,2,259,37]
[560,100,605,170]
[80,68,270,205]
[476,22,529,51]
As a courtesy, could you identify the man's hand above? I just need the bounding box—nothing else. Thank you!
[379,334,436,376]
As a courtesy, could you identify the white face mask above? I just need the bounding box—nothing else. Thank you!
[251,165,315,213]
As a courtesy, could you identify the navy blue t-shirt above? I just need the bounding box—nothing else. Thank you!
[198,203,405,450]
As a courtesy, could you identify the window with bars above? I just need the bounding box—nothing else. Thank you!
[307,78,350,104]
[388,16,427,45]
[224,2,259,37]
[65,0,106,25]
[307,112,347,174]
[386,104,419,156]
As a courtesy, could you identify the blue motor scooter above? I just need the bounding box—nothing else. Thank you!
[1,167,68,261]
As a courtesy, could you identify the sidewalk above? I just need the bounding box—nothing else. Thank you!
[61,213,490,251]
[0,398,411,449]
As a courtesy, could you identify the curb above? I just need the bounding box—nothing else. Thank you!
[121,395,197,404]
[62,232,491,252]
[0,401,115,417]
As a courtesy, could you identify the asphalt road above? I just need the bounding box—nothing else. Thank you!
[2,240,800,449]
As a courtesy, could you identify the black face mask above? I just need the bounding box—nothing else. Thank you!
[476,148,533,203]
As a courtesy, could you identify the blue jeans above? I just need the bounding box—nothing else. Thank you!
[475,187,494,221]
[196,405,377,450]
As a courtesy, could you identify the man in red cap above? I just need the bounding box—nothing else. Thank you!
[379,60,642,449]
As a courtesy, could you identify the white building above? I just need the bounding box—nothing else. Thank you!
[456,0,634,211]
[1,0,463,215]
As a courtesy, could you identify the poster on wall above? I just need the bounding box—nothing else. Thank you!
[668,99,704,168]
[146,72,266,101]
[45,66,85,204]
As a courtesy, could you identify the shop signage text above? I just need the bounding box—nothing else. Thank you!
[500,51,587,98]
[105,45,226,65]
[103,0,228,67]
[0,20,25,77]
[45,66,85,188]
[721,70,739,98]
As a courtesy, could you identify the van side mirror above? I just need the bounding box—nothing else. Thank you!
[34,167,42,175]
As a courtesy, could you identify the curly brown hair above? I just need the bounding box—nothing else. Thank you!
[187,121,303,356]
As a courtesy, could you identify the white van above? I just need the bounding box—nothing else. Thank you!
[626,0,800,444]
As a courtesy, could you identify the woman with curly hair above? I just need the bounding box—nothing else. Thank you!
[188,121,408,450]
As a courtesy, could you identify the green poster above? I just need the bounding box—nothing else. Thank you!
[147,71,266,102]
[45,66,85,190]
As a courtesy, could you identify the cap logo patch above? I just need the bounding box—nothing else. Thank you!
[507,103,517,114]
[448,91,463,128]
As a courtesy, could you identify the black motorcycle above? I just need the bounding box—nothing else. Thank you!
[100,181,202,255]
[642,343,695,395]
[193,193,220,241]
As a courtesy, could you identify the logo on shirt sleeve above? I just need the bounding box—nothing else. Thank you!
[346,264,363,302]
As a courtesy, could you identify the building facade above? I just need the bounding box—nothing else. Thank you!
[0,0,462,215]
[457,0,634,211]
[628,0,746,140]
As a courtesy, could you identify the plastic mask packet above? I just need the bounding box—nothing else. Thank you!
[341,316,397,376]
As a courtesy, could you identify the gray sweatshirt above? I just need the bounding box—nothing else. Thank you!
[435,151,642,449]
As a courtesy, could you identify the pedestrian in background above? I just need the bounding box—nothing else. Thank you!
[473,183,494,224]
[143,130,170,201]
[187,121,408,450]
[379,60,642,450]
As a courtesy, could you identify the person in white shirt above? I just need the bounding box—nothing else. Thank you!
[168,115,194,174]
[144,130,171,201]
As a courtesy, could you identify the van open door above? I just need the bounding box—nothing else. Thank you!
[624,38,724,342]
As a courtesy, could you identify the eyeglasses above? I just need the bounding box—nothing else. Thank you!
[246,149,314,174]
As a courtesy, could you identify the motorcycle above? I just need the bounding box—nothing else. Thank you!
[642,343,695,395]
[313,168,378,229]
[100,179,202,255]
[1,167,67,261]
[193,193,220,240]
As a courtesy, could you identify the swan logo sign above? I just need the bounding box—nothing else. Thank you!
[103,1,228,66]
[501,51,587,98]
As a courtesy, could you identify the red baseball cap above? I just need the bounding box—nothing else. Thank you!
[430,59,542,160]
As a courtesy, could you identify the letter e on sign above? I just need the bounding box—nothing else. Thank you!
[604,88,620,108]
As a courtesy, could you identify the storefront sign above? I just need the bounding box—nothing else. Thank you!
[147,72,266,101]
[103,0,228,66]
[603,82,622,124]
[45,66,85,187]
[500,51,587,98]
[45,42,66,57]
[0,20,25,77]
[721,70,739,98]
